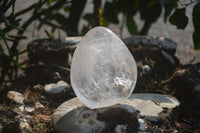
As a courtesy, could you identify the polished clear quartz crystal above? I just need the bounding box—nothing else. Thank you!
[70,27,137,109]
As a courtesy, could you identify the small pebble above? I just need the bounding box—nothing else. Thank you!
[143,65,151,72]
[35,101,44,109]
[16,114,32,121]
[19,119,32,133]
[13,105,25,114]
[194,84,200,92]
[44,80,69,94]
[33,84,44,91]
[25,106,35,113]
[138,119,147,131]
[175,69,186,76]
[53,72,62,80]
[115,124,127,133]
[7,91,25,104]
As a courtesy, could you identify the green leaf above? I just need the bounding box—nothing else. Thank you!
[53,13,68,26]
[126,15,138,35]
[81,25,90,35]
[102,1,119,24]
[64,5,69,12]
[48,0,52,4]
[158,0,178,4]
[101,17,109,27]
[44,10,54,20]
[37,22,43,30]
[169,8,188,29]
[193,31,200,50]
[116,0,137,15]
[83,13,93,21]
[163,3,174,22]
[192,2,200,31]
[139,0,162,23]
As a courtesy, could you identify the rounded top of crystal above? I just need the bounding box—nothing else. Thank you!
[70,26,137,109]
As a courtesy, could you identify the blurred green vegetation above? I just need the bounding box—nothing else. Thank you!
[0,0,200,83]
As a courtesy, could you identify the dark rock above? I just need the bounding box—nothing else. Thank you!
[123,36,180,93]
[26,38,78,85]
[1,121,20,133]
[27,39,76,67]
[123,36,179,67]
[172,63,200,105]
[123,36,177,55]
[0,123,2,133]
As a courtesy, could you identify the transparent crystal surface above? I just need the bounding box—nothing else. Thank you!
[70,27,137,109]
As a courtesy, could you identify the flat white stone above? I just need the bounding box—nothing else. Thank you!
[61,37,82,44]
[44,81,69,94]
[128,93,180,108]
[70,27,137,109]
[7,91,24,104]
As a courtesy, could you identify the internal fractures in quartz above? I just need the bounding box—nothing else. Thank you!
[70,27,137,109]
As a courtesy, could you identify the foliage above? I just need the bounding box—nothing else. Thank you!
[0,0,72,83]
[80,0,200,49]
[0,0,200,83]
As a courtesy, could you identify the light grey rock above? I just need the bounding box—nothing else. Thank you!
[129,93,180,109]
[44,80,69,94]
[135,100,162,117]
[7,91,25,104]
[71,27,137,109]
[126,93,179,121]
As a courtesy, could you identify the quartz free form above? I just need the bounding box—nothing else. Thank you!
[70,27,137,109]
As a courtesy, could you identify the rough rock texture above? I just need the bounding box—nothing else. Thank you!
[27,38,77,67]
[172,63,200,105]
[26,38,77,85]
[123,36,180,93]
[127,93,179,121]
[70,27,137,109]
[52,93,179,133]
